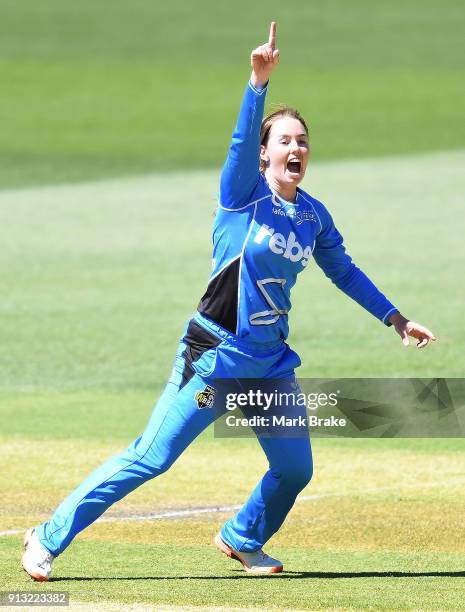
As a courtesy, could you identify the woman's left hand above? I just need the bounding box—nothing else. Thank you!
[389,312,436,349]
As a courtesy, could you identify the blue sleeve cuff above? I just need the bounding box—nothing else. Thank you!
[382,307,399,327]
[248,80,268,95]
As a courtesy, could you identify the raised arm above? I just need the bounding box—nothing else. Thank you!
[219,23,280,210]
[250,21,280,90]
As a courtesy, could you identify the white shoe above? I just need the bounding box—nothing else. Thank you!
[22,528,54,581]
[214,533,283,574]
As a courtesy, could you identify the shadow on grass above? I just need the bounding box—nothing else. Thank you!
[51,570,465,581]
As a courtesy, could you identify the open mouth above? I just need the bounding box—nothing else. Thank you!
[286,160,301,174]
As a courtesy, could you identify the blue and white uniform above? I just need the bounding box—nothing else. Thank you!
[36,80,397,557]
[198,81,397,342]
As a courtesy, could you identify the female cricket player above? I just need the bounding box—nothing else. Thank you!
[22,22,435,580]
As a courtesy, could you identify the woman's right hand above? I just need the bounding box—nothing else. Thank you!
[250,22,280,89]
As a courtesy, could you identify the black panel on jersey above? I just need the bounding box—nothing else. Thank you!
[179,319,221,390]
[197,257,240,334]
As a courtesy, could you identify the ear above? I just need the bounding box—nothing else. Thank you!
[260,144,268,163]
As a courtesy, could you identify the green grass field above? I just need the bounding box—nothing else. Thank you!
[2,436,465,610]
[0,0,464,187]
[1,1,465,610]
[1,152,465,610]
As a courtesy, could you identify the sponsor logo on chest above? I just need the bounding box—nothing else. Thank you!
[253,224,313,267]
[272,206,317,225]
[271,195,318,225]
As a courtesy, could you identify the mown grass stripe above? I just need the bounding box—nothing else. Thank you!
[3,475,465,538]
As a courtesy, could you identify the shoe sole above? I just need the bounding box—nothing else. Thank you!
[214,534,283,574]
[21,528,50,582]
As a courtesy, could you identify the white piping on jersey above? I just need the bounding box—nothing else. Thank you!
[298,190,323,234]
[248,81,267,96]
[271,191,298,208]
[382,306,398,324]
[208,253,242,283]
[236,202,258,334]
[217,193,271,212]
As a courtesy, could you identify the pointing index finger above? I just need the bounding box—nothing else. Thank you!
[268,21,276,49]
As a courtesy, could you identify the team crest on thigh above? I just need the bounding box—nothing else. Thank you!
[195,385,216,409]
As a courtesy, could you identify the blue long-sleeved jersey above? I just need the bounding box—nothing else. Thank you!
[197,80,398,343]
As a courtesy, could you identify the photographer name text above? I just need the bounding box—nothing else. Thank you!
[225,415,346,428]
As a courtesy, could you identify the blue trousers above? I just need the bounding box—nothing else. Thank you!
[37,314,313,556]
